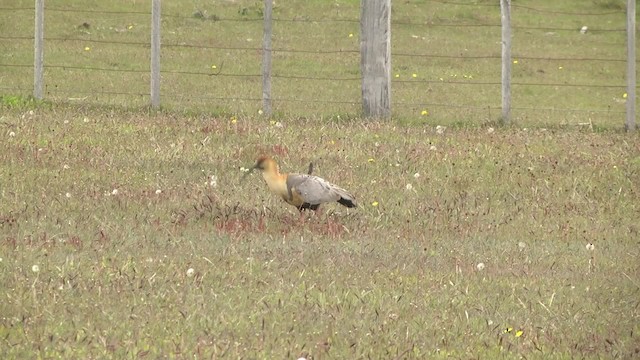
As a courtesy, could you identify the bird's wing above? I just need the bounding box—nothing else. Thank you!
[286,174,344,205]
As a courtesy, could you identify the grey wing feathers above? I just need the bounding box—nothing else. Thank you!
[286,174,355,206]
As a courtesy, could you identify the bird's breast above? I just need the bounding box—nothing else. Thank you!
[262,172,288,197]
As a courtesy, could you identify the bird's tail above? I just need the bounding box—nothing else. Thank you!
[338,197,357,208]
[333,187,357,208]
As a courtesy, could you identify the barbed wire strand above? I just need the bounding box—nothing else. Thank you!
[0,35,628,63]
[424,0,623,16]
[2,86,624,115]
[0,7,627,31]
[3,2,623,18]
[2,63,629,91]
[40,90,627,114]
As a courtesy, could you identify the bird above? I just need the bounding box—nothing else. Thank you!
[246,155,357,211]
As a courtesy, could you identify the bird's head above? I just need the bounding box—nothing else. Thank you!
[254,155,280,173]
[253,155,271,171]
[242,155,279,180]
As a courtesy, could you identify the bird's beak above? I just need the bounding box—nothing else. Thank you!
[241,162,258,181]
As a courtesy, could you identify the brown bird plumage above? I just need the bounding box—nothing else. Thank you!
[249,156,357,211]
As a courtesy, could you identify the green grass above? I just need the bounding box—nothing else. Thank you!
[0,104,639,358]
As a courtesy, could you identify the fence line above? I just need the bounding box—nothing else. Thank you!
[27,1,627,17]
[10,87,626,115]
[0,1,633,126]
[424,0,623,15]
[3,59,626,88]
[1,5,628,31]
[2,34,627,62]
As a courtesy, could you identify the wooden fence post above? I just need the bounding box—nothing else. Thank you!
[34,0,44,100]
[360,0,391,119]
[150,0,161,109]
[500,0,511,124]
[626,0,636,131]
[262,0,273,116]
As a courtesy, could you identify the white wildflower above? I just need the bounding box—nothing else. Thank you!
[476,262,486,271]
[32,264,40,273]
[186,268,195,277]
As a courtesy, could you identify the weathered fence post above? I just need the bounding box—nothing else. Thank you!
[360,0,391,119]
[626,0,636,131]
[34,0,44,100]
[150,0,161,109]
[262,0,273,116]
[500,0,511,124]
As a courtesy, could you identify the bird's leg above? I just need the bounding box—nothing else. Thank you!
[297,207,309,225]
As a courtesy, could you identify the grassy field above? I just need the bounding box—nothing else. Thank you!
[1,0,640,358]
[0,0,633,126]
[0,103,639,358]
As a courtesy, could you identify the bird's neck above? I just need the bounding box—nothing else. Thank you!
[262,168,288,196]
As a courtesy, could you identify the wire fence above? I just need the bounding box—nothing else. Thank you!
[0,0,634,126]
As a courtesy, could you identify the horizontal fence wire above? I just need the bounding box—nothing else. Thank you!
[2,59,628,89]
[0,36,629,63]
